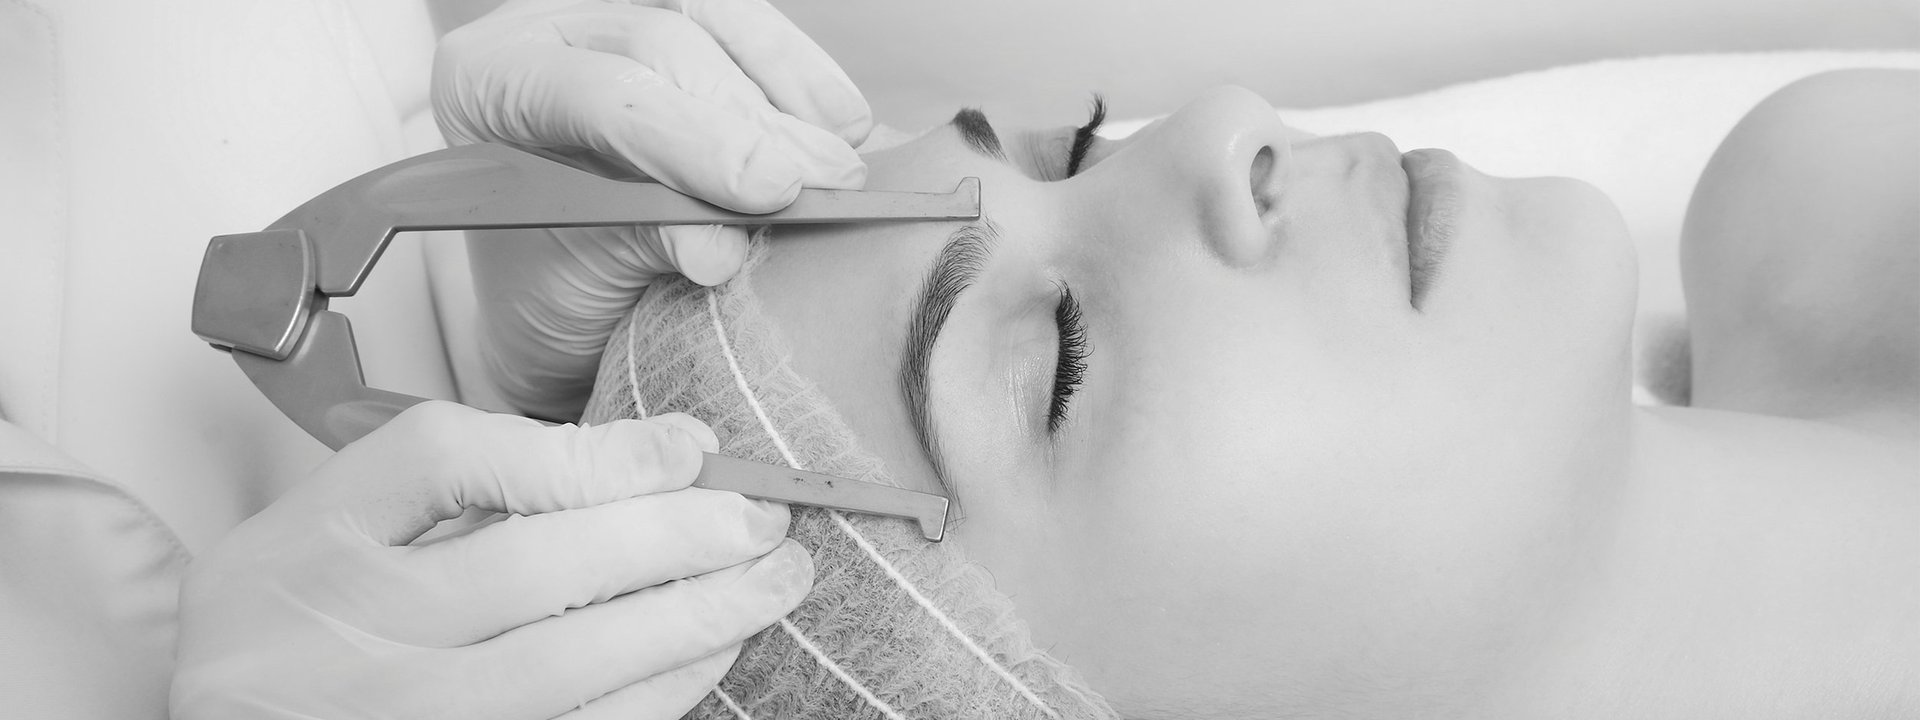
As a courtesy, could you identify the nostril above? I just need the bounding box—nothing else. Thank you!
[1249,145,1278,217]
[1201,139,1288,269]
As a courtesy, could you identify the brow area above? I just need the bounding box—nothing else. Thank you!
[950,108,1007,160]
[899,220,1001,485]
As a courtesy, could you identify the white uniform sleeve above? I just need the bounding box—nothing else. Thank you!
[0,420,187,720]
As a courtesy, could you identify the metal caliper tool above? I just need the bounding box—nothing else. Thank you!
[191,143,977,541]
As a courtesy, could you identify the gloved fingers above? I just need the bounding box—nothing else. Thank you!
[551,645,743,720]
[321,402,716,545]
[660,0,872,146]
[466,221,745,418]
[453,539,812,720]
[653,224,752,286]
[394,488,789,646]
[485,42,861,212]
[466,224,668,420]
[551,6,777,120]
[541,8,868,194]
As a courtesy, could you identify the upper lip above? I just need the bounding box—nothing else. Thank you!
[1351,134,1417,297]
[1399,148,1460,308]
[1298,133,1434,304]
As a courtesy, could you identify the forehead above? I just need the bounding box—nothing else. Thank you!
[865,112,1089,191]
[864,124,991,188]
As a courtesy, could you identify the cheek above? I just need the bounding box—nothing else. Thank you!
[975,296,1626,669]
[994,362,1528,698]
[1019,331,1412,603]
[1045,280,1423,559]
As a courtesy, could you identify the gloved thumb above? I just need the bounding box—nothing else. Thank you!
[656,224,753,286]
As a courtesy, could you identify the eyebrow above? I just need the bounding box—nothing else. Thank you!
[949,108,1007,160]
[898,220,1002,486]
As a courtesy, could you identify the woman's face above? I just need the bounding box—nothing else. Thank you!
[747,86,1637,714]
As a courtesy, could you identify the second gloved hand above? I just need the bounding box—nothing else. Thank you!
[433,0,872,419]
[172,403,811,720]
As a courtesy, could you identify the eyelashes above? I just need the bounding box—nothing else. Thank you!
[1066,95,1108,178]
[1048,285,1090,434]
[1025,99,1100,436]
[1044,98,1103,434]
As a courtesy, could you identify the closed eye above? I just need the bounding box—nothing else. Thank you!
[1048,283,1090,434]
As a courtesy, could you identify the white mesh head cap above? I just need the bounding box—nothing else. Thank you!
[582,239,1117,720]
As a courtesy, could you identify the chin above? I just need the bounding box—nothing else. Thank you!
[1484,175,1639,328]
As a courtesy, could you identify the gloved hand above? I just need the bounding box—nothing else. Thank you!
[433,0,872,420]
[172,402,811,720]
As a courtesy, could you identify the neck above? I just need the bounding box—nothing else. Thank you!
[1477,405,1919,719]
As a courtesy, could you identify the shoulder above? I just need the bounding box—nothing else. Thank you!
[1692,69,1918,199]
[1738,68,1919,129]
[1680,69,1919,437]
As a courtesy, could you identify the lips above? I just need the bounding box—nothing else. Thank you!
[1400,149,1462,308]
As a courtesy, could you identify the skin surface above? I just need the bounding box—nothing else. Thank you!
[736,73,1918,717]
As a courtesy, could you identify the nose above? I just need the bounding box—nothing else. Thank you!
[1111,86,1298,268]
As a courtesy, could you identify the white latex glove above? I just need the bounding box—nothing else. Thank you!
[433,0,871,420]
[172,402,811,720]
